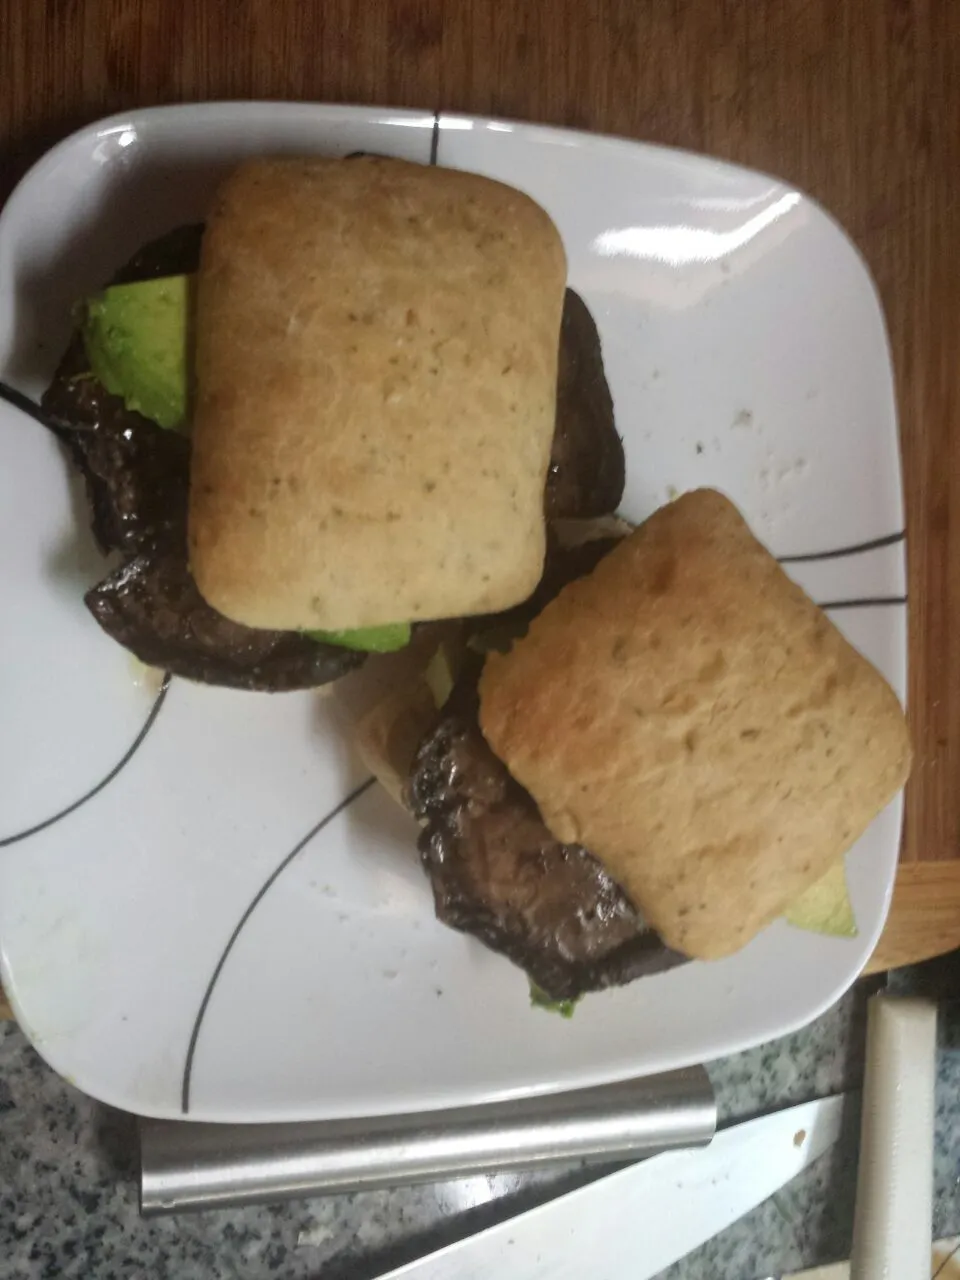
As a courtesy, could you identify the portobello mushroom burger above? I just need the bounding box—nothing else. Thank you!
[40,156,624,691]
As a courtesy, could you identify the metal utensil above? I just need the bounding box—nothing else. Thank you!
[140,1066,714,1215]
[366,1094,845,1280]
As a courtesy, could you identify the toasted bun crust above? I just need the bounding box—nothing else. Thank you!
[188,156,566,630]
[479,490,912,960]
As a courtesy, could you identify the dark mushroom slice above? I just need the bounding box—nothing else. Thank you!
[86,536,364,692]
[109,223,205,283]
[546,289,625,520]
[42,334,190,555]
[409,675,685,1001]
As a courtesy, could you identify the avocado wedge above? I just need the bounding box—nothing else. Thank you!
[82,274,191,433]
[784,860,858,938]
[305,623,412,653]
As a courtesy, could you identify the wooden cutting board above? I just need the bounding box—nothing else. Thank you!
[1,0,959,1013]
[865,866,960,974]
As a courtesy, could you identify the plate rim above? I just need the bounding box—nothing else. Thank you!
[0,100,906,1121]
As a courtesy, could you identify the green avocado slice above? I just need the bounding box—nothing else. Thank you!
[784,860,858,938]
[305,623,412,653]
[82,274,191,433]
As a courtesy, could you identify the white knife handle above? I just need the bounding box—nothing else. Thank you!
[850,994,937,1280]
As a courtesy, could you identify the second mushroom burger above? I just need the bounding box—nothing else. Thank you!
[394,490,912,1000]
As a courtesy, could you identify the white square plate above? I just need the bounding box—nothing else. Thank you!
[0,103,905,1122]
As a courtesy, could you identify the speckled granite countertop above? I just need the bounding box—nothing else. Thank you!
[2,963,958,1280]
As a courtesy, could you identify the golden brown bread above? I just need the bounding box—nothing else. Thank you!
[478,489,912,961]
[188,156,566,631]
[331,623,462,810]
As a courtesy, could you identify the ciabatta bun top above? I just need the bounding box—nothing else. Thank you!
[479,490,911,960]
[189,156,567,631]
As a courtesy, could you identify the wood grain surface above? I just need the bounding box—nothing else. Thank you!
[1,0,958,982]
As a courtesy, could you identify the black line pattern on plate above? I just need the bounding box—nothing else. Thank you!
[819,596,907,611]
[430,110,440,165]
[0,675,171,847]
[778,530,905,563]
[0,379,54,429]
[180,776,377,1114]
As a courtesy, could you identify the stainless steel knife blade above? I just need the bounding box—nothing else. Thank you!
[371,1094,846,1280]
